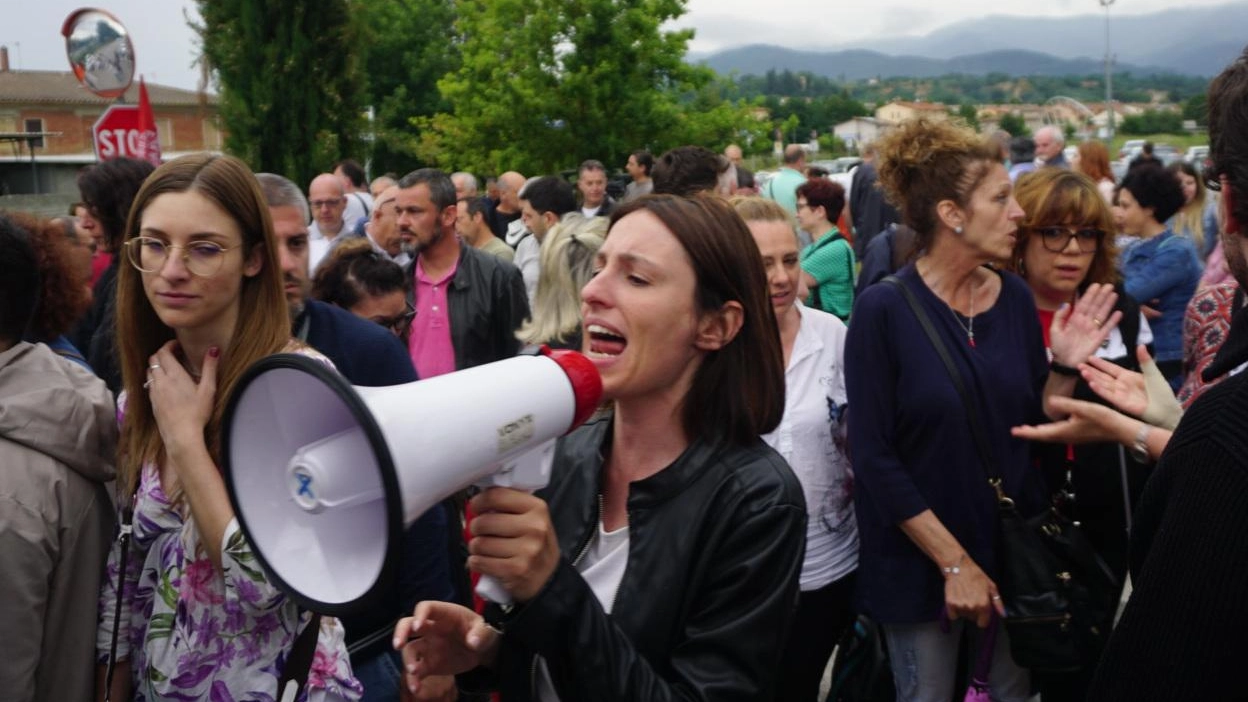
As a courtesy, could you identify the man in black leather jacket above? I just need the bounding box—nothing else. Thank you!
[397,168,530,375]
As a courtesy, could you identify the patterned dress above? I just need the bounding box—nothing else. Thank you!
[97,349,362,702]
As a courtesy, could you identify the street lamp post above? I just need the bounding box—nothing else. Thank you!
[1101,0,1116,142]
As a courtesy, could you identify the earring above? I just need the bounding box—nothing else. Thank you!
[955,226,964,234]
[1016,257,1026,277]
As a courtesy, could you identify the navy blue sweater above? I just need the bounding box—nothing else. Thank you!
[844,264,1049,623]
[299,300,456,659]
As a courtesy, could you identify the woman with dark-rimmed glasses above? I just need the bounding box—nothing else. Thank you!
[1007,167,1154,700]
[312,238,416,344]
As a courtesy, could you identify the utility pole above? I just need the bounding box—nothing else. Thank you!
[1101,0,1116,142]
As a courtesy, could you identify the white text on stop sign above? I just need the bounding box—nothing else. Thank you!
[97,128,145,159]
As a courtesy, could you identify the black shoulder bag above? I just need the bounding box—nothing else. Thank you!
[883,276,1120,672]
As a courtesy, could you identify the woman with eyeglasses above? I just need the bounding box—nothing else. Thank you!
[97,153,361,701]
[1118,165,1203,390]
[845,118,1118,702]
[312,239,416,344]
[1008,167,1154,700]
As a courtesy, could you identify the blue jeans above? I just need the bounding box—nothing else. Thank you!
[882,620,1030,702]
[353,649,404,702]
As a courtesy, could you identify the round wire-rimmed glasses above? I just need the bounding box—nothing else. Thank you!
[125,236,238,277]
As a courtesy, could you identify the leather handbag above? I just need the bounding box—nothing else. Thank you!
[884,276,1120,672]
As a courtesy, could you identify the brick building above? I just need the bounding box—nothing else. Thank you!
[0,47,220,196]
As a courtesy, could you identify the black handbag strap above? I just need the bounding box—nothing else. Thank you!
[883,276,1009,503]
[278,613,322,701]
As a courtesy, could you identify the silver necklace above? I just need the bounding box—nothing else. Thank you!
[948,281,977,348]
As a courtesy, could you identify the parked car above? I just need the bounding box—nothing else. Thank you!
[1119,139,1147,160]
[1186,145,1210,172]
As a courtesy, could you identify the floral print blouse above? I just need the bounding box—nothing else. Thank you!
[97,357,362,701]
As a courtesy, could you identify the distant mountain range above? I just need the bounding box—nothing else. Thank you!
[694,2,1248,78]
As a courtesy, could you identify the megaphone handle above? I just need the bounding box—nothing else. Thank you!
[475,575,513,606]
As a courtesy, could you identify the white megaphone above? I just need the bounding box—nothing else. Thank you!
[221,346,602,616]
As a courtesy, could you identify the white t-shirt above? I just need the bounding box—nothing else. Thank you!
[536,522,629,702]
[761,302,858,591]
[514,234,541,308]
[307,220,346,274]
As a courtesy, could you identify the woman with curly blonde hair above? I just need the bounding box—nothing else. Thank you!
[845,118,1118,702]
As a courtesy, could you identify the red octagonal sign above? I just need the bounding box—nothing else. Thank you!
[93,105,149,161]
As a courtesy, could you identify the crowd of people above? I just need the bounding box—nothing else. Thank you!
[3,46,1248,702]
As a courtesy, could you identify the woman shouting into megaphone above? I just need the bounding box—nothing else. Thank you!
[393,195,807,702]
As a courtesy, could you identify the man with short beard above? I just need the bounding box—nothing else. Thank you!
[457,195,514,263]
[1088,45,1248,699]
[397,168,529,379]
[256,173,415,387]
[255,173,456,702]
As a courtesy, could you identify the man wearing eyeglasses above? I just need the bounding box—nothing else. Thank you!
[307,173,352,274]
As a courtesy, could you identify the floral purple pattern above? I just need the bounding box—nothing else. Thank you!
[97,348,362,702]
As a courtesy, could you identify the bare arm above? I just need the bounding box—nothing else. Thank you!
[898,510,1004,628]
[148,343,231,570]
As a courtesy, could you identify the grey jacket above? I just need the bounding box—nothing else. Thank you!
[0,342,117,702]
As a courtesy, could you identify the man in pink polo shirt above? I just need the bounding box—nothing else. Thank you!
[396,169,529,379]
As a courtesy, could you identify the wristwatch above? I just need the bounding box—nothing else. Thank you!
[1129,423,1151,463]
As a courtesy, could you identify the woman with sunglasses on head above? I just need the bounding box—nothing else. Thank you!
[392,195,805,702]
[845,118,1118,702]
[97,154,361,701]
[1118,164,1203,391]
[312,239,416,344]
[1008,167,1153,700]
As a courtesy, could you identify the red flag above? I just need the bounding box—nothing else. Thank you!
[136,76,162,166]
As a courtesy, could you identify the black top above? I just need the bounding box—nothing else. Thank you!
[474,416,807,701]
[845,264,1049,623]
[1088,339,1248,699]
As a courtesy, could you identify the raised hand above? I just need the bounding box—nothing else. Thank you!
[393,601,500,697]
[1049,283,1122,367]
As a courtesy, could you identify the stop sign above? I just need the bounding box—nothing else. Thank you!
[92,105,155,161]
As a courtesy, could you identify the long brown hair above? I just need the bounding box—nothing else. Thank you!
[1076,140,1115,183]
[1010,168,1119,286]
[116,153,289,500]
[608,195,785,443]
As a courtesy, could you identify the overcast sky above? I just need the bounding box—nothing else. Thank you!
[2,0,1238,91]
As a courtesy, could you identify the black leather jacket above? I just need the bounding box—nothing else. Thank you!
[479,416,807,701]
[404,242,530,370]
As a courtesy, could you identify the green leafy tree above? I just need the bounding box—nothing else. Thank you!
[354,0,459,177]
[998,112,1028,137]
[957,103,980,131]
[420,0,708,174]
[195,0,365,186]
[1120,109,1184,135]
[1182,94,1208,127]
